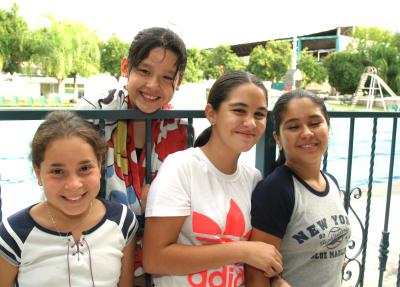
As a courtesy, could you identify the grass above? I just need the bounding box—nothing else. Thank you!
[327,103,387,112]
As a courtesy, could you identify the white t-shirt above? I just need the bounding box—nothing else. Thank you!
[146,147,262,287]
[0,199,137,287]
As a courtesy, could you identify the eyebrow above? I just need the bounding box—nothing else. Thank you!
[49,160,92,167]
[284,114,324,123]
[138,62,177,76]
[229,102,267,111]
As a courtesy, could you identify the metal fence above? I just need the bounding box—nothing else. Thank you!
[0,109,399,287]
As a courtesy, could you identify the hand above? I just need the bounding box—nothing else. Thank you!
[271,275,291,287]
[244,241,283,277]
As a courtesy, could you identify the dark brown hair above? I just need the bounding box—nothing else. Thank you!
[30,110,107,169]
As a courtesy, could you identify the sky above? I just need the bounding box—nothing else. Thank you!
[1,0,399,49]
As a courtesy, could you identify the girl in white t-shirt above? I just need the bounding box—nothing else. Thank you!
[142,71,283,287]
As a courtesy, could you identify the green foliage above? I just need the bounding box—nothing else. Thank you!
[247,40,291,81]
[0,4,30,73]
[390,32,400,52]
[67,22,101,78]
[27,18,101,95]
[297,50,328,85]
[353,26,393,43]
[323,51,367,94]
[202,45,245,79]
[365,43,400,94]
[324,27,400,96]
[100,34,129,78]
[28,18,74,80]
[184,48,204,83]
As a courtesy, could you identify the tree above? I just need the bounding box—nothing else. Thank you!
[0,4,30,73]
[30,19,73,95]
[365,43,400,95]
[202,45,245,79]
[297,50,328,85]
[390,32,400,52]
[184,48,204,83]
[345,27,400,95]
[323,51,367,94]
[67,22,101,94]
[100,34,129,79]
[28,18,100,96]
[247,40,291,81]
[353,26,393,44]
[323,26,400,95]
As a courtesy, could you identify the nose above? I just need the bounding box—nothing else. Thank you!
[64,175,83,190]
[147,75,161,89]
[301,125,313,137]
[244,116,256,128]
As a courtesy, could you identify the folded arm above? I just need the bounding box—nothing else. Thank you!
[142,216,283,276]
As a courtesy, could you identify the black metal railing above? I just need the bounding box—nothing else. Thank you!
[0,109,399,287]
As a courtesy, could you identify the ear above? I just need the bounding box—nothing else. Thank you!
[121,57,129,77]
[174,73,184,91]
[33,165,43,186]
[273,131,282,150]
[204,103,216,125]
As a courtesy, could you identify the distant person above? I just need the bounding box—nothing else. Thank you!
[246,89,351,287]
[143,71,283,286]
[0,110,138,287]
[76,26,189,283]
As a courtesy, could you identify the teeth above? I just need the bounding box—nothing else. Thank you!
[65,195,83,201]
[142,93,157,100]
[301,144,316,148]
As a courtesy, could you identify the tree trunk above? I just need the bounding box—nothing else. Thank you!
[57,78,65,96]
[73,74,78,96]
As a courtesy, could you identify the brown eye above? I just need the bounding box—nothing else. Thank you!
[136,68,150,76]
[50,169,63,175]
[255,112,267,120]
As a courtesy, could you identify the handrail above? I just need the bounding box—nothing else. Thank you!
[0,108,399,287]
[0,109,206,120]
[1,109,398,120]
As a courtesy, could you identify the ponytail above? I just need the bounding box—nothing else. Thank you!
[272,149,286,170]
[194,126,212,147]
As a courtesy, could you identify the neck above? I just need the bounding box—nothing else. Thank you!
[286,163,325,191]
[200,141,240,174]
[46,200,94,238]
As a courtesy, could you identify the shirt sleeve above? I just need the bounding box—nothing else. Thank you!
[145,151,191,217]
[0,217,23,266]
[251,166,295,239]
[120,204,138,245]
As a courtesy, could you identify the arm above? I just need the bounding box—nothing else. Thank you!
[142,217,283,276]
[0,256,18,287]
[140,184,150,213]
[245,228,290,287]
[118,237,136,287]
